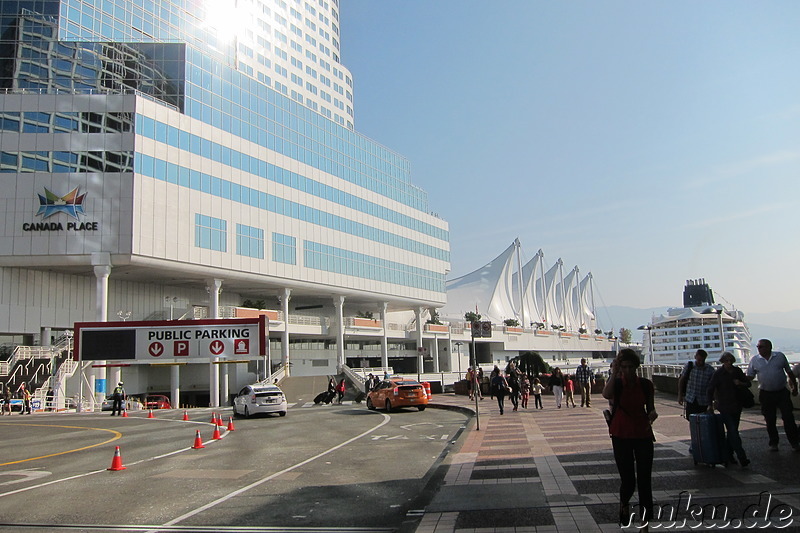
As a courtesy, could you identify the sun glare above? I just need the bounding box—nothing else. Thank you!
[204,0,242,42]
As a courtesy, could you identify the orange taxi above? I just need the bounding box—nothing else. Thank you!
[366,377,428,412]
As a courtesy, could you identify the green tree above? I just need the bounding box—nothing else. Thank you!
[503,318,520,327]
[426,310,442,325]
[513,351,551,376]
[619,327,632,343]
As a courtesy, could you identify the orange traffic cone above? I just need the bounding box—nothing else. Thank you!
[182,410,189,421]
[107,446,126,471]
[211,412,218,424]
[211,424,222,440]
[121,410,128,418]
[147,409,155,419]
[191,429,205,449]
[227,416,235,431]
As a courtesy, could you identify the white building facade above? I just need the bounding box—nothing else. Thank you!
[0,0,450,405]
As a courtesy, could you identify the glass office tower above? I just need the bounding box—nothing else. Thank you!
[0,0,450,384]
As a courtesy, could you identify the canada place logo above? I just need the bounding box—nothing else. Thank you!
[37,187,86,220]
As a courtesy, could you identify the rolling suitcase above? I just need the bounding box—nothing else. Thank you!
[314,391,334,404]
[688,413,728,466]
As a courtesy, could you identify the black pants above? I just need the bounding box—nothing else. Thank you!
[111,397,123,415]
[495,392,506,414]
[759,388,799,447]
[611,436,654,523]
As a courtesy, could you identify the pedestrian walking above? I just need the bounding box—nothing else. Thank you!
[707,352,751,466]
[602,348,658,530]
[678,349,714,417]
[18,383,31,414]
[564,375,576,408]
[576,358,595,407]
[532,378,544,409]
[520,374,531,409]
[746,339,799,452]
[1,385,10,415]
[549,368,564,408]
[491,372,510,415]
[336,378,346,404]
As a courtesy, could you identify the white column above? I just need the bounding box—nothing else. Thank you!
[110,368,121,388]
[221,363,229,406]
[92,258,111,405]
[209,357,220,408]
[171,365,180,409]
[206,278,223,318]
[334,295,345,370]
[380,301,389,370]
[415,307,424,373]
[40,327,51,346]
[280,288,291,377]
[206,279,223,407]
[429,307,440,373]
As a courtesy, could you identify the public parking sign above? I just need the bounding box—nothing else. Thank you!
[75,317,267,362]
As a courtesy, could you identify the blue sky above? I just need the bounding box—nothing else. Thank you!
[341,1,800,314]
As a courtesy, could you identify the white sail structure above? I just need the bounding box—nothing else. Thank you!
[561,266,580,330]
[578,273,597,331]
[517,250,545,325]
[543,259,564,327]
[440,241,602,335]
[441,242,517,323]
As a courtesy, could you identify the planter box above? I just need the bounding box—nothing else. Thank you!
[579,334,591,340]
[504,326,523,334]
[351,317,382,329]
[424,324,449,333]
[535,330,554,336]
[234,308,280,321]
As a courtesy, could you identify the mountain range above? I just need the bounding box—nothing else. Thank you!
[597,306,800,353]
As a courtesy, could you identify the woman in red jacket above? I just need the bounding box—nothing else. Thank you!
[336,378,346,404]
[602,348,658,530]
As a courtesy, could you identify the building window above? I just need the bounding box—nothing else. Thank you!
[195,214,227,252]
[236,223,264,259]
[272,232,296,265]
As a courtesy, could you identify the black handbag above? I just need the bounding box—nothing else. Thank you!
[735,385,755,408]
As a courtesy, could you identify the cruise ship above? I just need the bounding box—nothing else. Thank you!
[642,279,751,364]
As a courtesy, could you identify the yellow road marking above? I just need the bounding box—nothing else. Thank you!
[0,424,122,466]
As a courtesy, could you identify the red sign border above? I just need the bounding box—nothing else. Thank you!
[74,316,267,360]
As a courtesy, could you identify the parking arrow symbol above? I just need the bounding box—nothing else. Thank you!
[209,340,225,355]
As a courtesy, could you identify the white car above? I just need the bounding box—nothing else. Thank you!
[233,384,287,418]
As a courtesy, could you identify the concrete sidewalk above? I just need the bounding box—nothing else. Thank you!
[417,391,800,532]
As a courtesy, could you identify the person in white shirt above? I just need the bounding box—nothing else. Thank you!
[746,339,799,452]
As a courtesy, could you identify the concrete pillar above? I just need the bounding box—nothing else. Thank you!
[380,301,389,371]
[206,278,223,318]
[280,288,291,376]
[91,255,111,405]
[40,327,51,347]
[171,365,180,409]
[206,279,223,407]
[221,363,229,406]
[415,307,424,373]
[431,336,440,373]
[209,357,220,407]
[334,295,345,369]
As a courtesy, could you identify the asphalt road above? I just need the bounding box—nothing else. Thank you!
[0,403,469,532]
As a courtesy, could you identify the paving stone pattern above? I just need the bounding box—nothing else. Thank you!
[416,392,800,533]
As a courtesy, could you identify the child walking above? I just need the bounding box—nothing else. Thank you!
[532,377,544,409]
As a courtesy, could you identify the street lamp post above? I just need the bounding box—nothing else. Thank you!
[454,342,463,376]
[637,325,654,365]
[165,296,178,320]
[714,308,725,353]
